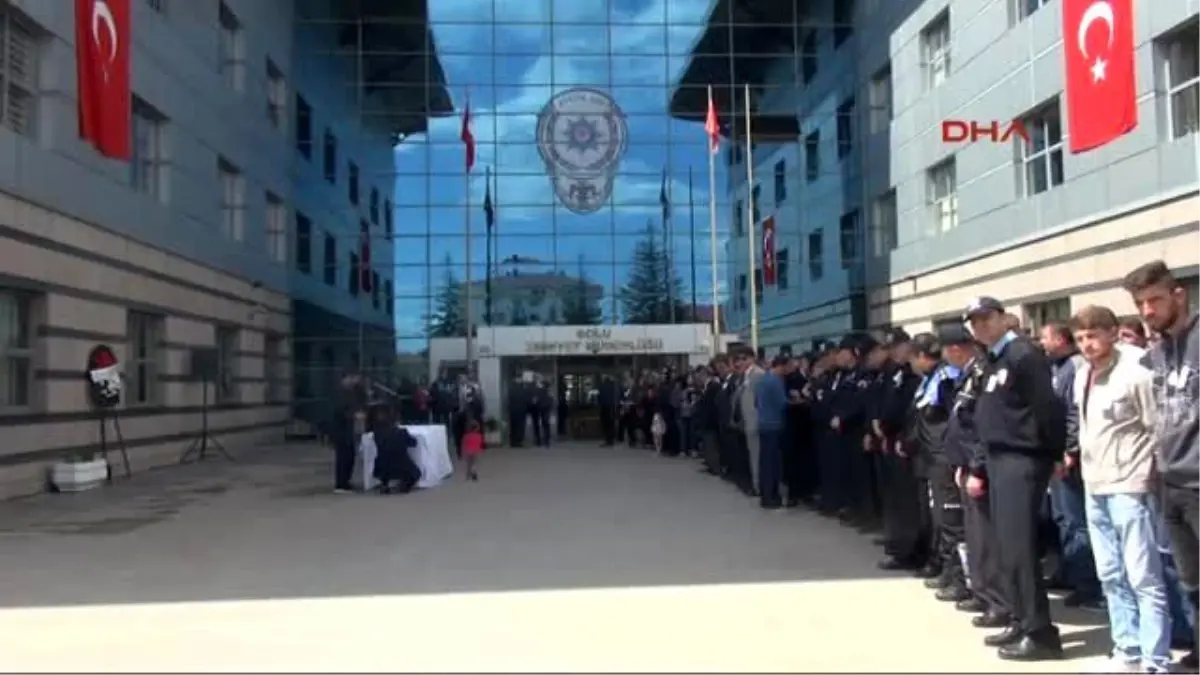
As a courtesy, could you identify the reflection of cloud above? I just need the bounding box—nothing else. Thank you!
[392,0,732,343]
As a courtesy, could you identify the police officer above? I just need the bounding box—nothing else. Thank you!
[813,343,849,516]
[876,333,924,568]
[855,338,893,531]
[783,353,813,507]
[942,325,1012,630]
[715,354,739,481]
[966,296,1064,661]
[827,334,877,527]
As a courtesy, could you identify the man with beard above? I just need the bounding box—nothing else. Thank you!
[967,296,1064,661]
[1124,260,1199,670]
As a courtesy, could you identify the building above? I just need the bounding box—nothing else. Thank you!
[671,0,1199,352]
[0,0,448,497]
[463,271,605,327]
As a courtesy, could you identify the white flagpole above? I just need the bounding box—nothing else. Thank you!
[706,86,721,355]
[463,98,475,370]
[744,84,758,355]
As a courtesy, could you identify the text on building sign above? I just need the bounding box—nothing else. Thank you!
[941,119,1030,144]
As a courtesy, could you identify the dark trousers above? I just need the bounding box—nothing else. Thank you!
[1048,471,1099,595]
[1161,482,1200,651]
[882,450,930,561]
[989,451,1055,635]
[732,431,753,490]
[600,408,615,445]
[964,483,1010,616]
[701,430,721,472]
[817,431,844,512]
[843,433,876,519]
[508,410,525,447]
[528,407,548,446]
[781,424,805,502]
[929,458,966,585]
[718,428,737,475]
[334,437,356,490]
[758,428,784,507]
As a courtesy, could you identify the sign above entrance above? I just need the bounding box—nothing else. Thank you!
[524,337,664,356]
[470,324,716,358]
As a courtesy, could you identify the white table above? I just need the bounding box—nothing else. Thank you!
[357,424,454,491]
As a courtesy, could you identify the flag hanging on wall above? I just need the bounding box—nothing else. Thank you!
[75,0,132,160]
[359,226,372,292]
[1061,0,1137,153]
[483,167,494,231]
[762,216,776,285]
[460,96,476,172]
[659,169,671,221]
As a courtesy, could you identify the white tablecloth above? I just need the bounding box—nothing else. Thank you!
[357,424,454,491]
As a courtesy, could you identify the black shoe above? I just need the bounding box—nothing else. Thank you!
[972,610,1010,628]
[468,471,479,482]
[913,564,942,579]
[924,576,950,590]
[785,499,800,509]
[956,597,987,613]
[1062,590,1105,610]
[997,630,1063,661]
[935,585,971,603]
[871,536,888,547]
[1180,650,1199,671]
[877,557,920,572]
[983,625,1023,647]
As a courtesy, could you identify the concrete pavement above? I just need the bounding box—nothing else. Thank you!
[0,441,1108,672]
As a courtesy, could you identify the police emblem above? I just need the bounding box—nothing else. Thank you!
[536,88,628,214]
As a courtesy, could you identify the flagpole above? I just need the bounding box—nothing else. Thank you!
[688,166,698,322]
[484,167,493,326]
[744,83,759,355]
[463,96,475,370]
[706,85,721,353]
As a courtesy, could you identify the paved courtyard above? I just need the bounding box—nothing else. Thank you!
[0,441,1108,672]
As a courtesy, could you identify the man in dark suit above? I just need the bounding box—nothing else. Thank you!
[597,374,618,446]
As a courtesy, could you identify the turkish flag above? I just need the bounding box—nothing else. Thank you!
[704,86,720,155]
[1061,0,1138,154]
[460,97,475,173]
[75,0,132,160]
[360,231,372,292]
[762,216,776,286]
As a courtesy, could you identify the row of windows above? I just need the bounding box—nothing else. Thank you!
[294,214,395,316]
[0,290,287,410]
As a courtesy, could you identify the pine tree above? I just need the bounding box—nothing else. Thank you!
[427,254,466,337]
[561,256,603,325]
[619,221,686,324]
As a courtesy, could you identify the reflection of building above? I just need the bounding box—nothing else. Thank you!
[672,0,1198,353]
[0,1,447,497]
[464,271,604,326]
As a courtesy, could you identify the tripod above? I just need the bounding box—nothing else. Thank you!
[97,407,132,481]
[180,377,235,463]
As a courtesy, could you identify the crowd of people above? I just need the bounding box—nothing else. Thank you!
[659,259,1197,670]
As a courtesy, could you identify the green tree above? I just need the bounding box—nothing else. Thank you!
[427,254,465,337]
[619,221,686,324]
[561,259,603,325]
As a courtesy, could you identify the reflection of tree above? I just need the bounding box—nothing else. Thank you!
[562,256,602,325]
[427,253,465,337]
[620,221,686,324]
[508,295,530,326]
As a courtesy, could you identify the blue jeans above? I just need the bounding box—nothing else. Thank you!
[1086,492,1172,671]
[1049,473,1100,595]
[757,428,783,507]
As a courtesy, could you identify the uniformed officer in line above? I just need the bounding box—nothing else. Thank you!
[876,333,924,567]
[828,334,880,529]
[921,326,973,603]
[800,346,836,511]
[813,341,852,517]
[697,359,725,475]
[853,338,893,533]
[715,354,739,482]
[966,296,1064,661]
[784,351,815,507]
[941,324,1012,631]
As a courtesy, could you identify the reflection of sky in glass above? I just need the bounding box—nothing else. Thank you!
[393,0,734,350]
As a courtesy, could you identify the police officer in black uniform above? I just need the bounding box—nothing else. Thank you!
[715,356,739,481]
[783,352,813,507]
[828,334,878,527]
[876,333,924,568]
[855,338,893,532]
[811,344,844,516]
[966,296,1064,661]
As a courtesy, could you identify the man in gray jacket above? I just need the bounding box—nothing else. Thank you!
[732,345,764,496]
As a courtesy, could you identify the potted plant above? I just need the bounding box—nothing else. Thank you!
[483,417,504,446]
[51,452,109,493]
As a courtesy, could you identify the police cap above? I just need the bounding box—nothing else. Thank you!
[911,332,942,358]
[882,327,911,346]
[963,296,1005,321]
[937,324,975,346]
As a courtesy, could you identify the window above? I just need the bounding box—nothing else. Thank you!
[869,66,892,134]
[736,274,747,310]
[295,212,312,274]
[753,269,763,305]
[0,290,31,408]
[323,232,336,286]
[215,325,239,403]
[801,31,818,84]
[264,334,284,403]
[218,3,245,92]
[1162,25,1199,140]
[384,279,394,315]
[266,59,286,130]
[126,312,162,405]
[348,161,360,205]
[834,0,854,46]
[870,189,898,257]
[1023,297,1071,332]
[773,160,787,204]
[751,184,761,223]
[1019,101,1065,196]
[0,8,38,137]
[777,248,790,290]
[348,252,360,296]
[805,131,820,182]
[369,188,380,225]
[130,99,167,200]
[922,12,951,91]
[322,129,337,183]
[837,96,856,158]
[218,159,245,241]
[839,210,861,268]
[1012,0,1051,24]
[1182,275,1199,317]
[807,230,824,281]
[383,199,393,238]
[295,94,312,158]
[926,159,958,235]
[734,199,744,237]
[371,271,381,309]
[265,193,287,263]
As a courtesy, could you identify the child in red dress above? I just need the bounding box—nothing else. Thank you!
[461,419,484,482]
